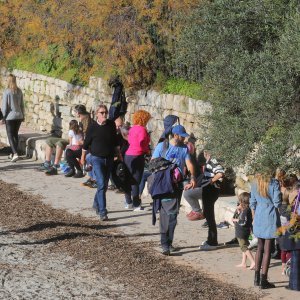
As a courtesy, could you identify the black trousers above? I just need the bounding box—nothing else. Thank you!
[65,148,82,171]
[5,120,22,155]
[202,184,220,246]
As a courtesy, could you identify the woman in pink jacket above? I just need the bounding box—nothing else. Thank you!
[124,110,151,210]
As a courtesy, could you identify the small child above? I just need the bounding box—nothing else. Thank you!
[232,192,255,270]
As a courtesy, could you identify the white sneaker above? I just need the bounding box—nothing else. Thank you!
[124,203,133,209]
[248,237,258,250]
[133,206,144,211]
[199,241,217,251]
[11,155,19,162]
[8,154,13,159]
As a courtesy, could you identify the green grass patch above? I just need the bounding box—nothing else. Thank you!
[154,73,204,100]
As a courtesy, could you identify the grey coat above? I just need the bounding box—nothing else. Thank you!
[2,88,25,121]
[250,178,281,239]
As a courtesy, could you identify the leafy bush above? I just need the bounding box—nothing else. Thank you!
[161,78,204,99]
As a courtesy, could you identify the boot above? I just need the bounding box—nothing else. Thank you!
[254,271,260,286]
[260,274,275,289]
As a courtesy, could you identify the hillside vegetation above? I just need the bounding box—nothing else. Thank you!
[0,0,299,171]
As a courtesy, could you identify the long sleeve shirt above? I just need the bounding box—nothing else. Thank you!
[83,119,118,158]
[126,125,150,156]
[2,88,25,120]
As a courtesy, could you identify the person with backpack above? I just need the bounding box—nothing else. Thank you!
[151,124,196,255]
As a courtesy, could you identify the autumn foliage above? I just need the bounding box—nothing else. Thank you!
[0,0,197,87]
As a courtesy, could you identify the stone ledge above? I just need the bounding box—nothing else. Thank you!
[181,196,237,225]
[0,124,50,160]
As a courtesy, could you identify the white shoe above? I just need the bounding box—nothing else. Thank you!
[199,241,217,251]
[133,206,144,211]
[124,203,133,209]
[8,154,13,159]
[11,155,19,162]
[248,237,258,250]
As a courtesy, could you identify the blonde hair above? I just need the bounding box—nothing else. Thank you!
[256,174,272,198]
[7,74,18,93]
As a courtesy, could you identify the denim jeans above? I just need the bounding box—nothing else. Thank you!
[86,153,96,180]
[183,187,203,212]
[91,155,112,217]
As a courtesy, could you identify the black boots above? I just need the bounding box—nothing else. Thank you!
[259,274,275,289]
[254,273,275,289]
[254,271,260,286]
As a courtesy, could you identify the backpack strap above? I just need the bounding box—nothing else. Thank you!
[161,139,169,159]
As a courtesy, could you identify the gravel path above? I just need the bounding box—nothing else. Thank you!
[0,180,258,300]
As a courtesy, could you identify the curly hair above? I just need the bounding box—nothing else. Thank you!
[132,110,151,127]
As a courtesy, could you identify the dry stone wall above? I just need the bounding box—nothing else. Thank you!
[0,67,211,146]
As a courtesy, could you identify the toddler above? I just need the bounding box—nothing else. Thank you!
[232,192,255,269]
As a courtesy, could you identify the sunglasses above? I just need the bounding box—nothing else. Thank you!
[98,111,108,115]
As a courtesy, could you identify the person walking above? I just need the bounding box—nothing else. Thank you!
[1,74,25,162]
[124,110,151,210]
[80,104,121,221]
[152,124,196,255]
[250,172,281,289]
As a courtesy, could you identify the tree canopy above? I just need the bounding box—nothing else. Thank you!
[0,0,299,172]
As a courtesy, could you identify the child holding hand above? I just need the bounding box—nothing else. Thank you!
[233,192,255,270]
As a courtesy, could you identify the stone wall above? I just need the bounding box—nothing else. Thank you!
[0,67,211,146]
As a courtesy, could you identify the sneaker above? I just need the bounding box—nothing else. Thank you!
[224,238,238,246]
[81,179,93,187]
[62,166,71,174]
[124,203,133,209]
[38,163,51,171]
[8,153,13,159]
[186,211,194,217]
[91,182,98,188]
[11,155,20,162]
[201,221,208,228]
[248,237,258,250]
[65,169,75,177]
[107,184,117,191]
[100,215,108,221]
[161,249,170,256]
[199,241,217,251]
[169,245,178,252]
[187,211,205,221]
[73,170,84,178]
[45,167,58,176]
[217,221,229,229]
[133,206,144,211]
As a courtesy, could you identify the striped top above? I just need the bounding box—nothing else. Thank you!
[201,158,225,189]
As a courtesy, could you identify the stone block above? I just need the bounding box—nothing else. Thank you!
[195,100,212,116]
[165,94,174,110]
[188,98,196,114]
[173,95,188,113]
[89,76,98,90]
[59,105,71,117]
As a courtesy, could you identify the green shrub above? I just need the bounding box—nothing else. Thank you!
[161,78,204,99]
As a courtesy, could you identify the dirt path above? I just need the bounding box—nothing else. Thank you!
[0,180,258,300]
